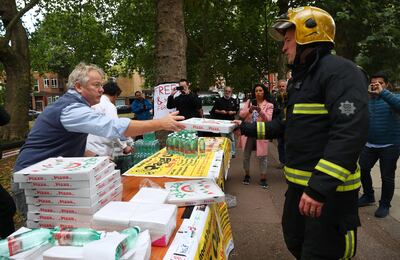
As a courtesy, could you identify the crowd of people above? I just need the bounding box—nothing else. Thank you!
[0,5,399,260]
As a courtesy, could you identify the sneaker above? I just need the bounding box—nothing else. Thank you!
[242,175,250,185]
[375,205,390,218]
[260,179,268,189]
[358,194,375,207]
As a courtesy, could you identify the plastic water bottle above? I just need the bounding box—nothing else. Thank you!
[50,227,101,246]
[115,226,140,259]
[0,228,51,257]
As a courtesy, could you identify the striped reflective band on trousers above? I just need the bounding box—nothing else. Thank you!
[283,166,361,192]
[256,122,266,139]
[341,230,356,259]
[292,103,328,114]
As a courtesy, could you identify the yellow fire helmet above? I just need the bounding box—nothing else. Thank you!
[269,6,335,45]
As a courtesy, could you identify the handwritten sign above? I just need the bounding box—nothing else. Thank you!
[153,82,179,119]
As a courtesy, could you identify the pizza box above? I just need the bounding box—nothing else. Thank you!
[27,211,94,223]
[14,157,113,183]
[164,179,225,206]
[26,184,123,207]
[27,189,122,215]
[26,219,92,229]
[19,169,120,190]
[180,117,236,133]
[24,176,121,198]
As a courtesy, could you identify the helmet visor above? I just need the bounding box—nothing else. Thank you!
[269,20,294,41]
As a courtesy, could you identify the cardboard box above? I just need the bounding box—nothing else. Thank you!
[27,211,94,223]
[24,176,121,198]
[27,187,122,215]
[164,179,225,206]
[19,169,120,190]
[180,117,236,133]
[14,158,114,184]
[25,185,122,207]
[129,187,169,204]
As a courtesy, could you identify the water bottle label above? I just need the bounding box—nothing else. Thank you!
[53,230,73,246]
[7,236,22,256]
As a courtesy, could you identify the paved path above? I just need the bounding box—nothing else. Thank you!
[224,142,400,259]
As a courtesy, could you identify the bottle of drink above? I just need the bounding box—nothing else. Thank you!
[0,228,51,257]
[198,137,206,156]
[115,226,140,260]
[50,227,101,247]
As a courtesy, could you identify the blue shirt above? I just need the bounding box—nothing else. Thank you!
[61,90,130,140]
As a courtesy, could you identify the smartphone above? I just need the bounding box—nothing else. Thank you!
[176,86,184,91]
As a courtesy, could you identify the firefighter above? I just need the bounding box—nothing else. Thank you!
[238,6,369,259]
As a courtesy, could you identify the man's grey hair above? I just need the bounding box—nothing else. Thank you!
[67,62,105,89]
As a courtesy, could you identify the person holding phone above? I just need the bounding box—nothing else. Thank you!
[167,79,202,120]
[358,71,400,218]
[238,84,274,188]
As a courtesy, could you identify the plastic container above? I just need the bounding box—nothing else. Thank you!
[50,227,101,246]
[0,228,51,257]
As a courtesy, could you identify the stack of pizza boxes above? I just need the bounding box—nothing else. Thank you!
[13,157,122,229]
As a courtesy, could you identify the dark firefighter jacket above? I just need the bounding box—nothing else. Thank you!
[241,48,369,202]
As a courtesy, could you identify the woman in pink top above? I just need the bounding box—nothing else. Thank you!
[239,84,274,188]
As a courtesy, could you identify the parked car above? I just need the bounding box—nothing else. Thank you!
[28,110,41,119]
[116,105,132,114]
[197,91,221,118]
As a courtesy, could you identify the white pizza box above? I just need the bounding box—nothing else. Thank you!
[129,187,169,204]
[27,186,122,215]
[27,211,94,223]
[164,179,225,207]
[24,176,121,198]
[180,117,236,133]
[163,205,209,260]
[92,201,177,246]
[19,169,120,190]
[26,184,123,207]
[26,219,92,229]
[14,158,114,183]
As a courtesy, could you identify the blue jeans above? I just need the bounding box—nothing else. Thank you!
[359,145,400,207]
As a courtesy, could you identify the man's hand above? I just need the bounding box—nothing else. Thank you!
[171,89,178,96]
[220,110,227,114]
[228,110,236,115]
[160,111,185,132]
[123,146,133,154]
[232,120,242,126]
[368,82,384,95]
[299,192,324,218]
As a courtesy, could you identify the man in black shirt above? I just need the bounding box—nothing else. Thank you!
[210,86,239,121]
[167,79,202,119]
[210,86,239,157]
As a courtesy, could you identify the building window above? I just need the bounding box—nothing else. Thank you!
[51,78,58,88]
[44,78,49,88]
[33,80,39,92]
[47,96,52,105]
[54,96,59,101]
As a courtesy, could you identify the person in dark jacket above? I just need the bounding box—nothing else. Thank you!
[358,72,400,218]
[131,91,153,121]
[238,6,368,259]
[167,79,202,119]
[0,106,16,238]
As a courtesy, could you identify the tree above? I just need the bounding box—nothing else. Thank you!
[0,0,39,141]
[155,0,186,84]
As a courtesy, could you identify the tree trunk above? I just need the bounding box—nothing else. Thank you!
[155,0,187,85]
[0,0,32,141]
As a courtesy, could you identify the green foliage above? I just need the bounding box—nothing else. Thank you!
[30,2,114,78]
